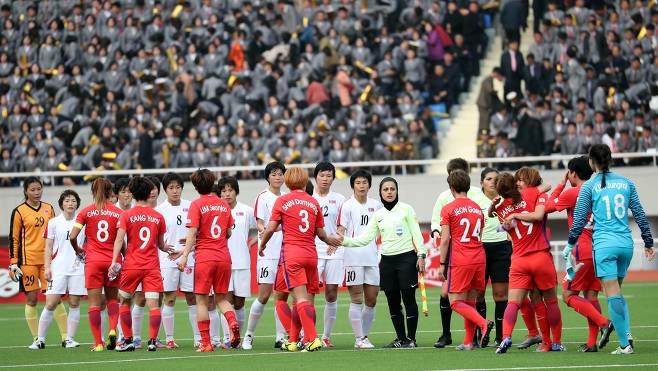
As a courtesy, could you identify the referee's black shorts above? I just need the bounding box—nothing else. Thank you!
[379,251,418,291]
[484,240,512,284]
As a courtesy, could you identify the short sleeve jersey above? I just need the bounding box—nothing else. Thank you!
[75,203,123,263]
[338,196,383,267]
[45,214,86,276]
[156,199,194,268]
[254,189,286,260]
[270,190,325,261]
[548,185,593,260]
[494,187,550,257]
[313,191,345,259]
[118,205,166,270]
[187,194,234,263]
[228,202,257,270]
[440,197,485,266]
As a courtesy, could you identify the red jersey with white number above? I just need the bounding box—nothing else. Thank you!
[187,194,234,263]
[118,205,166,270]
[75,203,123,263]
[440,197,485,266]
[270,190,325,261]
[494,187,550,258]
[547,184,593,260]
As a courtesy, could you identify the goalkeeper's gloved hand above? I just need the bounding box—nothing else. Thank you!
[9,264,23,282]
[565,254,585,282]
[562,243,574,260]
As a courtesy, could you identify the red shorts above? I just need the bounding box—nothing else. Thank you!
[562,259,602,292]
[85,261,120,289]
[509,250,557,291]
[120,269,164,293]
[195,261,231,295]
[275,257,319,294]
[447,263,485,293]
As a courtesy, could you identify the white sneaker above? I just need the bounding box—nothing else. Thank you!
[193,340,201,348]
[241,334,253,350]
[29,339,45,350]
[211,336,222,347]
[610,345,634,355]
[355,337,375,349]
[64,339,80,348]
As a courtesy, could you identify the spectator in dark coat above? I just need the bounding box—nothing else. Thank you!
[500,0,527,46]
[500,39,525,98]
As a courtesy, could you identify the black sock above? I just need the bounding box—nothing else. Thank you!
[440,296,452,336]
[477,300,487,319]
[385,290,406,340]
[495,300,508,343]
[401,288,418,341]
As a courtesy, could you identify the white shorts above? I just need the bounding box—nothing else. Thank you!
[228,269,251,298]
[162,267,194,293]
[318,258,344,285]
[345,266,380,287]
[46,275,87,296]
[257,259,278,284]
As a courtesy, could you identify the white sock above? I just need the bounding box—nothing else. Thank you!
[188,305,201,341]
[162,305,175,341]
[274,305,286,340]
[117,320,124,339]
[246,299,264,336]
[362,305,376,337]
[101,310,108,341]
[67,307,80,339]
[37,309,54,341]
[209,309,220,340]
[349,303,364,339]
[132,305,145,340]
[323,301,338,338]
[220,313,230,341]
[236,307,246,334]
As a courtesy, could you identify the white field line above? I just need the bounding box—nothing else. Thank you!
[431,364,658,371]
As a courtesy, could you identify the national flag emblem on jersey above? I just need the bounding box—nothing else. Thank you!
[183,208,189,212]
[368,208,375,212]
[236,212,244,216]
[329,200,336,204]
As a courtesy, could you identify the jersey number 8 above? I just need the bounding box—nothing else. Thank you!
[97,220,109,242]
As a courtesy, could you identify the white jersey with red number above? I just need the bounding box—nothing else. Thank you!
[45,214,86,276]
[339,196,383,267]
[156,199,194,268]
[314,191,345,259]
[254,189,286,260]
[229,202,256,270]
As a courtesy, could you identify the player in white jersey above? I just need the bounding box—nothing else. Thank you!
[219,176,257,342]
[312,161,346,347]
[32,190,86,349]
[155,173,200,349]
[114,178,133,212]
[243,162,288,350]
[337,170,382,348]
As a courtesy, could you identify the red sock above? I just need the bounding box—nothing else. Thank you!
[290,303,301,342]
[451,300,487,335]
[534,301,551,344]
[297,301,318,342]
[224,310,238,328]
[502,301,520,339]
[89,306,102,346]
[149,308,161,340]
[275,301,292,334]
[198,319,210,345]
[107,299,119,332]
[588,299,604,347]
[544,298,562,344]
[566,295,608,328]
[119,305,133,339]
[520,297,539,337]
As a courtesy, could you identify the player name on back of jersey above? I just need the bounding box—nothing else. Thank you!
[592,181,628,192]
[281,198,318,213]
[497,200,527,219]
[85,209,121,218]
[453,205,483,216]
[129,214,162,224]
[200,204,228,213]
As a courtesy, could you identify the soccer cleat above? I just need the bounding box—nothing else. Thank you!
[193,340,201,348]
[434,333,452,348]
[473,327,482,347]
[115,338,135,352]
[196,342,214,352]
[214,341,228,350]
[355,337,375,349]
[241,334,253,350]
[628,334,634,349]
[230,323,241,349]
[147,338,157,352]
[535,343,552,352]
[610,345,634,355]
[402,338,417,348]
[274,338,285,349]
[155,338,166,349]
[133,338,142,349]
[28,339,45,350]
[551,343,566,352]
[516,335,542,349]
[598,321,615,349]
[384,338,404,348]
[321,336,334,348]
[166,340,179,349]
[64,339,80,348]
[211,337,223,348]
[455,344,474,351]
[479,321,495,349]
[107,329,117,351]
[61,340,66,348]
[578,344,598,352]
[301,338,322,352]
[91,344,105,352]
[495,337,513,354]
[280,340,298,352]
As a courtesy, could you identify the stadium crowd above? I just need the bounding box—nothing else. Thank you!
[0,0,500,185]
[477,0,658,162]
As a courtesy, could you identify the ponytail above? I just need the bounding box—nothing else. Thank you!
[589,144,612,188]
[91,178,113,210]
[495,173,522,205]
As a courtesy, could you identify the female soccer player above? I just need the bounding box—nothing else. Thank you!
[337,177,427,348]
[178,169,240,352]
[33,190,85,349]
[568,144,655,355]
[9,177,64,347]
[337,170,382,348]
[492,172,562,354]
[70,178,123,351]
[437,170,494,350]
[259,167,337,352]
[114,178,133,211]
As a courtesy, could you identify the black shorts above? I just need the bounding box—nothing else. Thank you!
[484,240,512,284]
[379,251,419,292]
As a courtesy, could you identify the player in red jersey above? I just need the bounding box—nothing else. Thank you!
[544,156,611,352]
[437,171,494,350]
[259,168,339,352]
[111,177,177,352]
[178,169,240,352]
[492,171,562,354]
[69,178,123,351]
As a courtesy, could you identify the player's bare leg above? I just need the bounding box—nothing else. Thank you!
[322,284,338,347]
[242,283,273,350]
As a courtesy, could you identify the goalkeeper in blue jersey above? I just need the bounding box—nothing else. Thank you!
[567,144,655,355]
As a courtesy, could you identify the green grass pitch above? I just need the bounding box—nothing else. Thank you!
[0,283,657,370]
